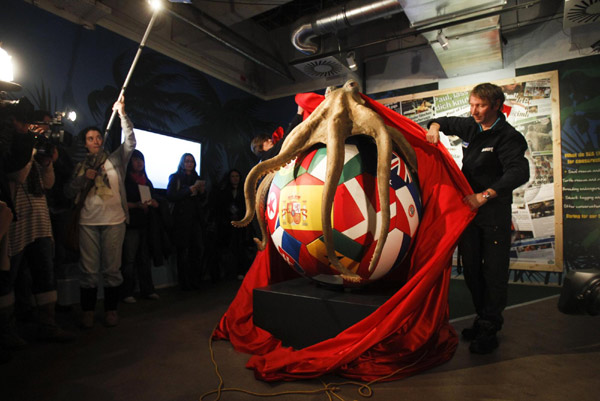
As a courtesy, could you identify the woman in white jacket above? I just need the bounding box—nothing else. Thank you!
[66,99,135,329]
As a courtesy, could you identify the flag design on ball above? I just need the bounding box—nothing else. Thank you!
[267,139,421,286]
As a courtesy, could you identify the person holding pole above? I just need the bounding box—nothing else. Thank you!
[66,98,135,328]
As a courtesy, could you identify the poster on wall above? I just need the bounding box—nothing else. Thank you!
[380,71,562,272]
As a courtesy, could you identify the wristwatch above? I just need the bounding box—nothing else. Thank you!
[482,190,491,199]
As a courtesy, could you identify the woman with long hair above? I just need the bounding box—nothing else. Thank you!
[120,149,160,303]
[167,153,206,290]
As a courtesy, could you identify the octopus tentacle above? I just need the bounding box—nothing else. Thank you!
[233,97,337,229]
[369,126,393,272]
[253,172,275,250]
[233,138,308,228]
[321,98,360,282]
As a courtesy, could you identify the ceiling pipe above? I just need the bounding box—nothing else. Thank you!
[291,0,404,55]
[165,3,294,82]
[292,0,542,63]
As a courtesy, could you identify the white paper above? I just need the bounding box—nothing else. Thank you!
[138,184,151,203]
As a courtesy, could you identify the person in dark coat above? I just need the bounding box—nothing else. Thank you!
[166,153,206,290]
[212,169,254,280]
[120,150,160,303]
[426,82,530,354]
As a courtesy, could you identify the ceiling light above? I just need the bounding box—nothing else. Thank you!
[346,51,357,71]
[0,45,14,82]
[148,0,163,11]
[437,30,449,50]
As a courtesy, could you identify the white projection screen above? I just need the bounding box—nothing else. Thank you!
[125,128,202,189]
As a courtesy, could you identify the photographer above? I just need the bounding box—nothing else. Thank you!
[0,98,75,352]
[31,110,75,279]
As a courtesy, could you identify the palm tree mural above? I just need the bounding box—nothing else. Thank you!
[175,68,275,187]
[87,49,275,187]
[87,50,191,147]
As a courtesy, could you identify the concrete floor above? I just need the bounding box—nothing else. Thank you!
[1,279,598,401]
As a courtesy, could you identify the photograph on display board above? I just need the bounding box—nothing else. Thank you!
[379,72,562,272]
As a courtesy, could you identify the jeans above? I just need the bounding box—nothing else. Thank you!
[78,223,126,289]
[121,227,155,297]
[1,237,57,306]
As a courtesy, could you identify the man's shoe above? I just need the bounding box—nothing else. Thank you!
[104,311,119,327]
[145,293,160,300]
[469,334,499,354]
[461,326,480,341]
[461,317,481,341]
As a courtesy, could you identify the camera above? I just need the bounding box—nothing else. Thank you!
[558,268,600,316]
[31,111,75,161]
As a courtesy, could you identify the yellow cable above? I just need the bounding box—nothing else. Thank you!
[202,325,429,401]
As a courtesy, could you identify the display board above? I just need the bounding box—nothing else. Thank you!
[379,71,562,272]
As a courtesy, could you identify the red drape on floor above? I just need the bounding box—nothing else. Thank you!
[214,92,475,382]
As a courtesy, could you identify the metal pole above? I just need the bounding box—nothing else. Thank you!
[104,7,160,143]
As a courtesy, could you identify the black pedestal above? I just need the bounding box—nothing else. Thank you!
[253,278,394,349]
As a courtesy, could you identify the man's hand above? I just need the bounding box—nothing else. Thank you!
[463,189,496,211]
[426,123,440,144]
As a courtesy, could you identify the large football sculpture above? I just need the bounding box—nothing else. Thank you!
[267,141,421,286]
[233,80,419,283]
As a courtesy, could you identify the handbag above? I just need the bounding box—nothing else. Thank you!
[64,181,94,252]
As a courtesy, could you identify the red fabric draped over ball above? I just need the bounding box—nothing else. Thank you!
[213,92,476,382]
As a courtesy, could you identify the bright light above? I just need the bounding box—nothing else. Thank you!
[437,30,449,50]
[0,46,14,82]
[346,51,357,71]
[67,111,77,122]
[148,0,163,11]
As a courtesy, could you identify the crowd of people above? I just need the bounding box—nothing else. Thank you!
[0,95,256,363]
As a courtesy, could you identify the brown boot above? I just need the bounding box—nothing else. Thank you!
[36,302,76,342]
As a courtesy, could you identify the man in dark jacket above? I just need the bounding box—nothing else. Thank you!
[426,82,530,354]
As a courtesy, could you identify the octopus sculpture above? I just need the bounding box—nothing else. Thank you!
[233,80,418,282]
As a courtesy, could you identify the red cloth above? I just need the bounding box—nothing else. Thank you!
[295,92,325,120]
[271,126,284,145]
[214,92,476,382]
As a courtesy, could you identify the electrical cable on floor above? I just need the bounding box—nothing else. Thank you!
[200,325,428,401]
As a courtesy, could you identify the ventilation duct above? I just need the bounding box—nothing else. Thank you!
[291,0,403,55]
[291,56,347,78]
[563,0,600,29]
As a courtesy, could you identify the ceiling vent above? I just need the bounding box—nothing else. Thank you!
[564,0,600,29]
[291,56,346,78]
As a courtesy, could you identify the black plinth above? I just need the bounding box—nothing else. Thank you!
[253,278,394,349]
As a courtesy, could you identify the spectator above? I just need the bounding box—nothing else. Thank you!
[167,153,206,290]
[120,150,160,303]
[212,169,254,280]
[65,98,134,328]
